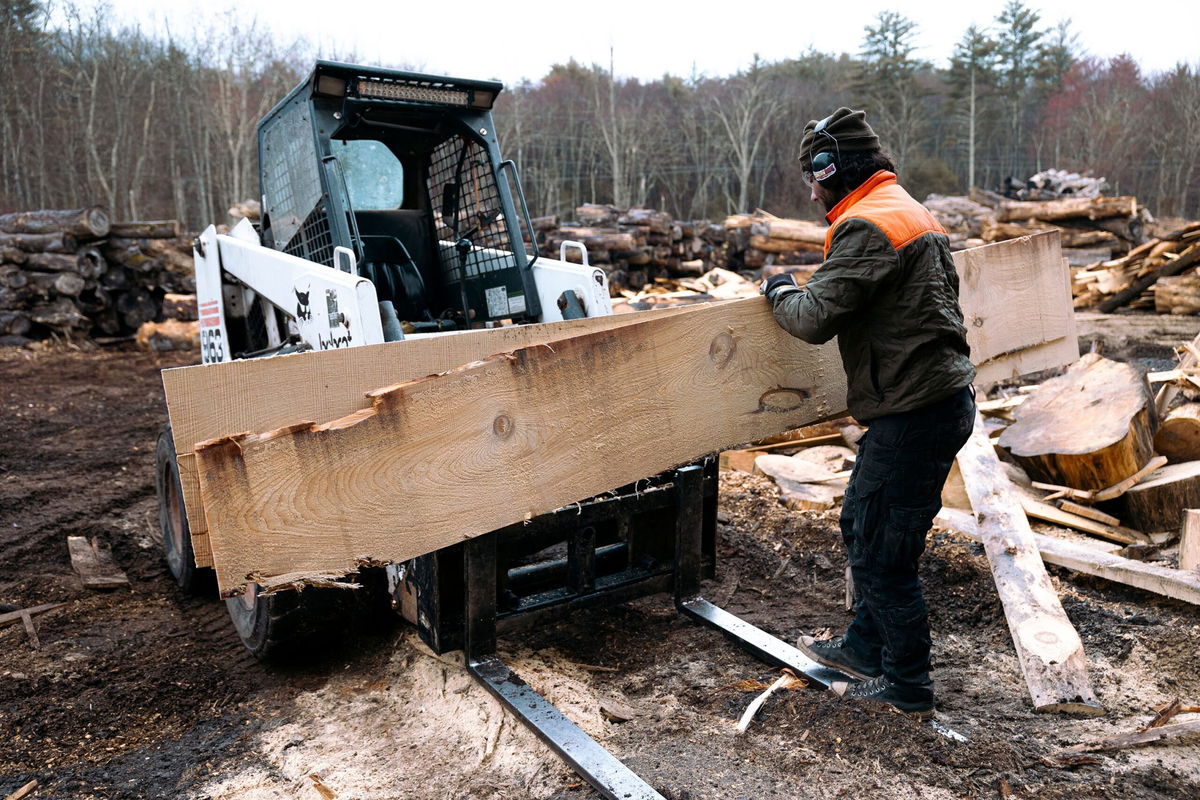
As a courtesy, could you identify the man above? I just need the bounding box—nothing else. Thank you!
[762,107,976,718]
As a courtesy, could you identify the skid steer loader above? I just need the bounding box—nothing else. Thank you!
[155,61,871,800]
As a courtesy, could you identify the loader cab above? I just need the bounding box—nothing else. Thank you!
[256,60,541,335]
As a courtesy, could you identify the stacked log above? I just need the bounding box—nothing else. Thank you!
[527,205,725,294]
[965,188,1149,266]
[0,207,193,343]
[722,211,824,273]
[1072,222,1200,312]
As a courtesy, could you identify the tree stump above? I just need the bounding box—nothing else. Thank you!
[999,353,1157,490]
[1123,462,1200,532]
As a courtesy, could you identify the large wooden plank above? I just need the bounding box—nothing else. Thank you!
[936,508,1200,605]
[953,231,1079,385]
[956,412,1103,715]
[164,306,699,561]
[194,299,849,594]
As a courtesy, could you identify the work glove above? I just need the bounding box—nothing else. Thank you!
[761,272,798,302]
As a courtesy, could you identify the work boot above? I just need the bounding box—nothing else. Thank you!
[796,635,882,681]
[843,675,934,719]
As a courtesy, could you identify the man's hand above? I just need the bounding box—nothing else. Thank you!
[761,272,798,301]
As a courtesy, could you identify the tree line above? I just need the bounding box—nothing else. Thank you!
[1,0,1197,231]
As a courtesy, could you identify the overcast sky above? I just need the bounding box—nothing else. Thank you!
[91,0,1197,85]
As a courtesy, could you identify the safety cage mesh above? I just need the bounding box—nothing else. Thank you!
[426,135,518,284]
[282,204,335,268]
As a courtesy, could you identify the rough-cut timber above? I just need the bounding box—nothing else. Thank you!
[937,508,1200,605]
[952,231,1078,385]
[1123,461,1200,532]
[956,413,1103,715]
[165,306,703,565]
[0,207,110,238]
[1154,403,1200,462]
[999,353,1157,490]
[166,234,1079,571]
[192,299,849,594]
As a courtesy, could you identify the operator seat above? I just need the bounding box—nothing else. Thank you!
[354,209,438,321]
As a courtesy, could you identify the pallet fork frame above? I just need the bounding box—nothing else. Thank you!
[459,464,857,800]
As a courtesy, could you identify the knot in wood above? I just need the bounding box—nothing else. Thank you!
[709,332,737,368]
[971,316,984,328]
[493,414,514,439]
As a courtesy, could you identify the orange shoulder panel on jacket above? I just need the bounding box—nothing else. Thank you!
[822,171,946,255]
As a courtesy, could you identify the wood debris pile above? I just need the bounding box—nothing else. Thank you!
[0,207,194,343]
[926,188,1151,265]
[1072,221,1200,313]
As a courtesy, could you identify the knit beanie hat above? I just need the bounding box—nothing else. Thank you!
[798,107,880,171]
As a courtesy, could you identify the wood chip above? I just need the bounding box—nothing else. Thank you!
[67,535,129,589]
[3,780,38,800]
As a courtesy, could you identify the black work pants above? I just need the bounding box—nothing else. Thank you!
[839,386,975,691]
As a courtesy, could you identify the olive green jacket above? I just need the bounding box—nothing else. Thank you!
[771,171,975,421]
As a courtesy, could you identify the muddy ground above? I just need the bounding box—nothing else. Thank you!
[1,344,1198,800]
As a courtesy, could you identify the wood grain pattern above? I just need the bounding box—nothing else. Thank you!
[956,413,1103,715]
[164,306,698,562]
[195,299,849,594]
[170,234,1079,575]
[953,231,1078,385]
[999,353,1157,490]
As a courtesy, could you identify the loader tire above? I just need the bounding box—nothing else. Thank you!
[155,425,213,594]
[225,583,358,661]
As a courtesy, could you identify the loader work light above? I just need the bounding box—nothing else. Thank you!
[356,78,470,107]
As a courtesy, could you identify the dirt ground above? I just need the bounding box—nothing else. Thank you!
[2,344,1199,800]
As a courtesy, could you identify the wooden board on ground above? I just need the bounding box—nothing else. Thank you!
[956,412,1103,715]
[165,305,701,565]
[1019,496,1145,546]
[953,231,1079,386]
[937,509,1200,605]
[999,353,1157,490]
[193,299,851,594]
[66,536,129,589]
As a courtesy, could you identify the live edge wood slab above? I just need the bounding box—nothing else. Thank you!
[167,231,1076,593]
[194,299,849,594]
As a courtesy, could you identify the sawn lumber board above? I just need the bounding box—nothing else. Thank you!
[952,231,1078,385]
[955,412,1103,715]
[165,306,698,564]
[194,299,849,593]
[169,233,1077,578]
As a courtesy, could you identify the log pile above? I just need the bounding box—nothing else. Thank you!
[1071,222,1200,313]
[969,188,1147,265]
[0,207,194,343]
[721,211,825,272]
[526,205,725,294]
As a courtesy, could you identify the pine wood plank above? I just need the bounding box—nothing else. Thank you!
[171,234,1079,573]
[1019,496,1145,545]
[165,306,700,563]
[66,536,129,588]
[194,299,849,594]
[936,508,1200,605]
[956,412,1103,715]
[953,231,1079,386]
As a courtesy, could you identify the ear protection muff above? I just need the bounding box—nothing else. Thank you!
[809,114,841,185]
